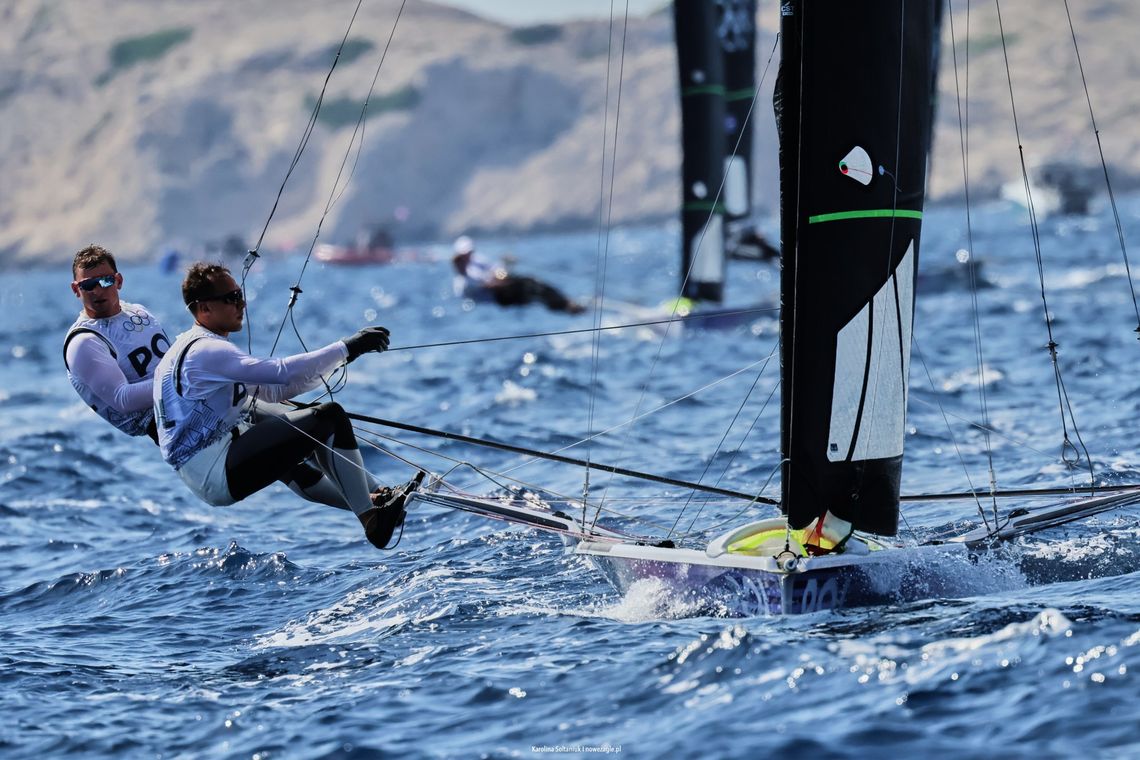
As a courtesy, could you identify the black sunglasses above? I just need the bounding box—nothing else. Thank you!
[75,274,116,292]
[195,288,245,307]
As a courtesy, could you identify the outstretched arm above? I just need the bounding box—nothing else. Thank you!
[184,339,349,402]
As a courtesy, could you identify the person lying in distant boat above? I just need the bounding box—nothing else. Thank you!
[64,244,172,444]
[451,235,586,314]
[153,262,423,550]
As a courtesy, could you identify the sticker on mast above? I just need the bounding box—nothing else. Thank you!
[838,146,873,186]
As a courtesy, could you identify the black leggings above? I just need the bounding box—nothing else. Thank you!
[225,402,357,502]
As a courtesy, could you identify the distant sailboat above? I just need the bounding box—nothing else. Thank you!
[668,0,776,326]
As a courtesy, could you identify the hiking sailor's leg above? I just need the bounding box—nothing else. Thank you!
[276,403,371,516]
[226,402,416,549]
[283,460,351,511]
[224,404,341,502]
[246,401,380,509]
[299,402,413,549]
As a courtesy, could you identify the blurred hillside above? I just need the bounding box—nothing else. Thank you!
[3,0,1139,264]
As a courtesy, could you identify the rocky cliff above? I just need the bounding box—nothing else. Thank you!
[3,0,1138,263]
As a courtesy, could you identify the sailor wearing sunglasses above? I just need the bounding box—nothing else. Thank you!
[154,262,421,550]
[64,244,171,442]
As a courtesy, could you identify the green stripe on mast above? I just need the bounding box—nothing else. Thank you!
[681,84,726,97]
[808,209,923,224]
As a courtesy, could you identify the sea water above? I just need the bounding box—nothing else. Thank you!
[3,198,1140,758]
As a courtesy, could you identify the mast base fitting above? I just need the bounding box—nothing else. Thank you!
[775,551,799,572]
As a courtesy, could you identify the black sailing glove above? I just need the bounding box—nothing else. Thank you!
[343,326,391,362]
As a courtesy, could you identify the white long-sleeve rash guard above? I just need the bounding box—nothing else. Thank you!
[65,334,155,413]
[180,335,348,405]
[154,325,350,468]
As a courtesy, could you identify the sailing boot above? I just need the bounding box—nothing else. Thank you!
[358,471,426,549]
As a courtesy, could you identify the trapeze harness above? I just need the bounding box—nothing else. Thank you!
[63,302,170,441]
[154,325,352,506]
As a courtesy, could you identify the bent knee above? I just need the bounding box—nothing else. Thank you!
[316,401,356,448]
[315,401,346,417]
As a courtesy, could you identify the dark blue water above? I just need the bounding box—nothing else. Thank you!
[4,199,1140,758]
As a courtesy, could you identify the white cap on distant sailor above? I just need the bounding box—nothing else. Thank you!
[453,235,474,255]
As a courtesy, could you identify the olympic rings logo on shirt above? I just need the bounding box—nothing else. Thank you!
[122,310,152,331]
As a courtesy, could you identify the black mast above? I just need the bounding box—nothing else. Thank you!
[721,0,758,237]
[675,0,727,302]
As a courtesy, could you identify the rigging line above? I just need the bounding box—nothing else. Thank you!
[672,356,777,540]
[284,349,777,529]
[912,336,990,530]
[353,428,558,499]
[354,424,709,538]
[239,0,366,354]
[948,0,999,523]
[343,424,436,476]
[591,347,778,534]
[584,0,617,514]
[950,0,1000,520]
[670,344,779,535]
[785,4,809,517]
[267,0,409,362]
[349,406,1140,506]
[661,374,781,539]
[903,483,1140,503]
[351,426,679,537]
[591,27,781,520]
[379,307,775,352]
[489,354,776,485]
[650,31,783,539]
[247,2,406,415]
[907,394,1070,464]
[685,376,781,528]
[247,0,365,265]
[1063,0,1140,332]
[332,405,780,505]
[1055,367,1095,483]
[680,460,785,542]
[585,0,631,510]
[256,402,663,539]
[995,0,1089,484]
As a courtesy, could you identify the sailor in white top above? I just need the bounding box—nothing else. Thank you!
[64,245,171,442]
[154,262,420,550]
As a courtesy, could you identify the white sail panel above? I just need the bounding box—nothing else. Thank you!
[853,261,904,460]
[896,239,915,421]
[828,240,916,461]
[690,215,725,283]
[827,297,869,461]
[723,155,748,217]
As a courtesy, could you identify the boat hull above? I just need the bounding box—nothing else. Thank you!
[576,540,971,616]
